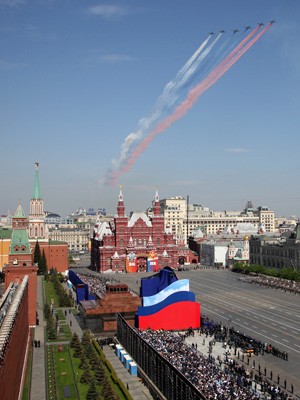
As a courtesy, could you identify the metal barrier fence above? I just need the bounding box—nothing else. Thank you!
[116,314,207,400]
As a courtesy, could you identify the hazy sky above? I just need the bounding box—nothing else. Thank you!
[1,0,300,217]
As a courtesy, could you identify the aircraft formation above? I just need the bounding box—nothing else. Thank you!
[106,20,276,185]
[209,20,276,35]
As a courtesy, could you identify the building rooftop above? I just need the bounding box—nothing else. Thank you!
[0,229,12,240]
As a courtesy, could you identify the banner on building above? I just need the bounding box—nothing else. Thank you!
[147,250,158,272]
[126,252,137,273]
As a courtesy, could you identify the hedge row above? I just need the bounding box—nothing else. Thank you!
[92,340,134,400]
[232,262,300,282]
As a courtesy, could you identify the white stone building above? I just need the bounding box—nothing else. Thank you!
[158,197,275,244]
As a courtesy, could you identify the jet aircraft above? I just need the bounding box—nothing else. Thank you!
[220,30,225,33]
[233,29,239,34]
[258,22,264,27]
[244,26,251,31]
[209,32,215,35]
[270,20,276,24]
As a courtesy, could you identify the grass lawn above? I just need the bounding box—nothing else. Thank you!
[46,344,129,400]
[54,346,78,400]
[69,349,90,399]
[57,322,73,341]
[44,280,59,307]
[55,309,66,321]
[46,321,73,343]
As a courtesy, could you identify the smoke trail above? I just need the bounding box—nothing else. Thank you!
[157,33,223,116]
[190,30,246,89]
[111,35,213,170]
[162,34,212,97]
[108,24,271,185]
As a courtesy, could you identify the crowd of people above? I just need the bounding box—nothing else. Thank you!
[200,315,288,361]
[136,328,295,400]
[237,275,300,294]
[76,272,108,299]
[137,328,260,399]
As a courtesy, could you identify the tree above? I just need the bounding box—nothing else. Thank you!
[79,354,90,370]
[68,253,75,265]
[101,377,117,400]
[74,342,83,358]
[81,330,92,347]
[34,240,41,264]
[38,249,48,276]
[80,369,93,384]
[94,361,105,384]
[46,316,57,340]
[44,303,50,320]
[88,351,99,366]
[70,332,80,348]
[86,380,102,400]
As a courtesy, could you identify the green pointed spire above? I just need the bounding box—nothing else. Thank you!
[14,203,26,218]
[33,162,42,200]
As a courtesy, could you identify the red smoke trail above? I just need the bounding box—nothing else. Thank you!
[109,24,271,185]
[199,24,271,99]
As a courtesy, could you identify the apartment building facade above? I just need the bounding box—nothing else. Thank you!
[158,197,275,243]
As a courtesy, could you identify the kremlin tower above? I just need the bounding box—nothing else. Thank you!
[28,162,48,240]
[27,163,68,274]
[3,204,38,326]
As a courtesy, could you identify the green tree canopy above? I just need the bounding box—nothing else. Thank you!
[38,249,48,276]
[34,240,41,264]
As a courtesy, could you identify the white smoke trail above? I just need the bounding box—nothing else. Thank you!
[156,33,223,112]
[111,34,219,171]
[107,25,272,185]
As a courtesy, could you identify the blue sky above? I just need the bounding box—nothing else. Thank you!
[1,0,300,217]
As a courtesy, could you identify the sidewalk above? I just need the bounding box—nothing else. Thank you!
[30,276,46,400]
[102,345,154,400]
[60,307,83,340]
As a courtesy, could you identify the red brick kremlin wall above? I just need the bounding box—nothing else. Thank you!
[0,281,29,400]
[4,266,37,326]
[35,241,68,273]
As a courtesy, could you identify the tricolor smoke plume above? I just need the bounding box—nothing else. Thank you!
[105,23,272,186]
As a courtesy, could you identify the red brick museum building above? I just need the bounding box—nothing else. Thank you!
[90,189,197,273]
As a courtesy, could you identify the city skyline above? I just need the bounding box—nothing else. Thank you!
[1,1,300,216]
